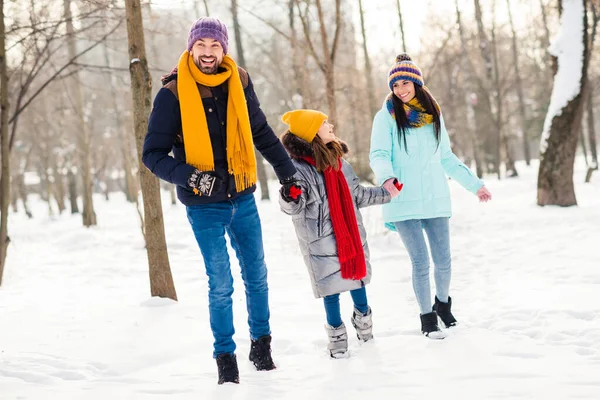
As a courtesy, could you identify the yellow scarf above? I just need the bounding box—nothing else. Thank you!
[177,51,256,193]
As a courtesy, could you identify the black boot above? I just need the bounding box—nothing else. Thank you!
[216,353,239,385]
[420,311,445,339]
[433,296,458,328]
[249,335,276,371]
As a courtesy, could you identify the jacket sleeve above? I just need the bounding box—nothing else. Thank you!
[344,160,391,209]
[142,88,196,187]
[279,163,311,216]
[245,74,297,181]
[369,110,397,186]
[439,116,484,194]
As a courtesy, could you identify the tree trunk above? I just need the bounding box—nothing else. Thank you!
[68,169,79,213]
[538,0,589,206]
[296,0,341,127]
[125,0,177,300]
[585,86,598,182]
[64,0,96,227]
[474,0,502,179]
[231,0,270,200]
[580,127,589,166]
[540,0,557,75]
[395,0,407,52]
[53,167,66,213]
[169,183,176,205]
[316,0,339,127]
[358,0,377,119]
[507,0,531,165]
[455,0,484,178]
[103,37,138,203]
[289,0,307,108]
[0,0,10,286]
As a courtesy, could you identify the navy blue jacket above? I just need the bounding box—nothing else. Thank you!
[142,68,296,206]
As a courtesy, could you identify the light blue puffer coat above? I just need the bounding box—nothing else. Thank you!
[369,106,483,230]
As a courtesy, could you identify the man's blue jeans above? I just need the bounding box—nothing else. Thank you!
[394,218,451,314]
[187,194,270,357]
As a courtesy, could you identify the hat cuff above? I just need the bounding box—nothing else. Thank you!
[188,28,228,52]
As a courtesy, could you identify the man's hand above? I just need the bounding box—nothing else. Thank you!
[187,169,223,197]
[280,177,302,203]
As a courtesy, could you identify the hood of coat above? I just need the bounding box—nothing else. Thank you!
[281,131,349,160]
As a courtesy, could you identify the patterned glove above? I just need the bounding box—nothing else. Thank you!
[280,176,302,203]
[187,169,223,197]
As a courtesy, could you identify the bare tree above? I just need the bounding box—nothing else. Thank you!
[585,2,598,182]
[538,0,590,206]
[296,0,341,126]
[358,0,377,119]
[455,0,484,177]
[125,0,177,300]
[0,0,9,285]
[395,0,407,53]
[64,0,96,226]
[507,0,532,166]
[231,0,270,200]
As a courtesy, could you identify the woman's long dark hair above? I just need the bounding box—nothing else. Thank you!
[392,84,441,152]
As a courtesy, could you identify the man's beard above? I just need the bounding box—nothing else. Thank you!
[194,55,219,74]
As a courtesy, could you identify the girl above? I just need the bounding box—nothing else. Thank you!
[369,54,492,339]
[278,109,398,358]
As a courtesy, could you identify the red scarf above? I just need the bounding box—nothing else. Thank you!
[302,156,366,280]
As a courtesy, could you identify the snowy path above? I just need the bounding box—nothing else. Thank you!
[1,161,599,399]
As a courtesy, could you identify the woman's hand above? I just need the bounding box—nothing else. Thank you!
[476,186,492,202]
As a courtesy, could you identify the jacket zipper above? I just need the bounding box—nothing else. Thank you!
[317,204,323,237]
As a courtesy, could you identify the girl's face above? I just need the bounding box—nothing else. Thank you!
[393,80,416,103]
[316,120,335,144]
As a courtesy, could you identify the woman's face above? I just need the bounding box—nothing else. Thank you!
[393,80,416,103]
[316,120,335,144]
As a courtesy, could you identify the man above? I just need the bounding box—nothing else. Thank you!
[142,17,300,384]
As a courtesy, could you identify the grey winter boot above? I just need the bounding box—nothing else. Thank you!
[325,322,348,358]
[351,306,373,342]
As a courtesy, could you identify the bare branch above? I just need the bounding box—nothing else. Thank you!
[8,20,124,128]
[330,0,341,63]
[295,0,324,72]
[238,4,291,41]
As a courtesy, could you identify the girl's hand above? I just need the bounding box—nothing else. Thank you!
[383,178,402,198]
[476,186,492,202]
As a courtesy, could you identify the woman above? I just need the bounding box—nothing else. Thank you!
[369,54,492,339]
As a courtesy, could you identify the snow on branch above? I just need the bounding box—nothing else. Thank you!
[540,0,585,154]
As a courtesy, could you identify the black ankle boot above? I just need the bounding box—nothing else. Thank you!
[433,296,457,328]
[420,311,445,339]
[249,335,276,371]
[216,353,239,384]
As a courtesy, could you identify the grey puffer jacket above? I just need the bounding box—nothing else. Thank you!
[279,133,391,298]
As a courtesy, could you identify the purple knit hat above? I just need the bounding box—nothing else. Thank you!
[187,17,229,54]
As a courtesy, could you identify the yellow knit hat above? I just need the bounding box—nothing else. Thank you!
[281,109,328,143]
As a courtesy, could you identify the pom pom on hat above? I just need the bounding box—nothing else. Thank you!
[388,53,424,90]
[281,109,328,144]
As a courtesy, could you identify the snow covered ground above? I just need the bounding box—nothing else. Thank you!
[2,160,599,399]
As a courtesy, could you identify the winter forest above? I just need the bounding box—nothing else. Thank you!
[1,0,600,398]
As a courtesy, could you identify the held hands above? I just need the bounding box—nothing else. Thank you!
[280,176,302,203]
[187,169,223,196]
[476,186,492,202]
[383,178,403,198]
